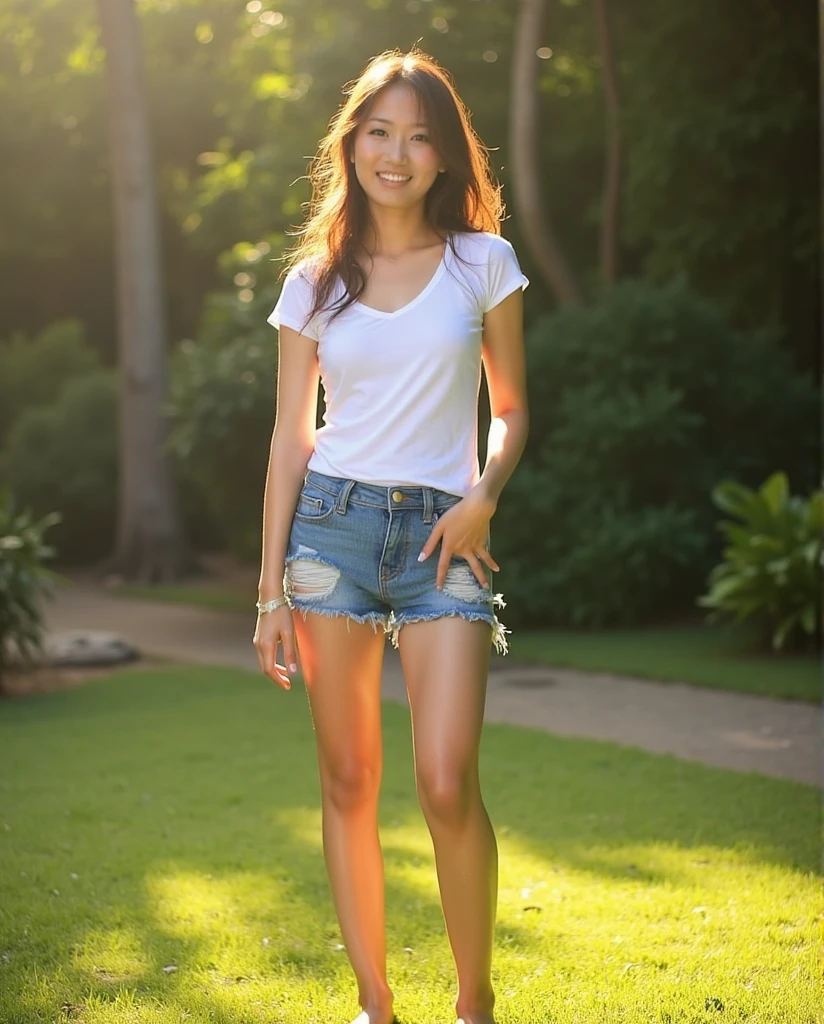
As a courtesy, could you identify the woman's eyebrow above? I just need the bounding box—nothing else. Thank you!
[367,116,428,128]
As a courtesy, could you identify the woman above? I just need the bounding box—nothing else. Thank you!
[254,47,529,1024]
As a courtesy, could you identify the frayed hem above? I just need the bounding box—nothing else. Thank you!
[287,602,390,636]
[388,610,510,657]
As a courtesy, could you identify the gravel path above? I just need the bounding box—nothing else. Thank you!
[44,583,820,787]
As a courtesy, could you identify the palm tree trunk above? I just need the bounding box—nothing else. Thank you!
[96,0,188,582]
[594,0,622,285]
[510,0,584,306]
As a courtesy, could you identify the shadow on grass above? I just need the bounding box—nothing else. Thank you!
[0,665,819,1023]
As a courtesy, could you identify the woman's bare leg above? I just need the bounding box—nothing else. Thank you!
[397,616,497,1024]
[294,610,394,1024]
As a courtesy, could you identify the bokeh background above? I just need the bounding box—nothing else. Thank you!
[0,5,821,1023]
[0,0,819,637]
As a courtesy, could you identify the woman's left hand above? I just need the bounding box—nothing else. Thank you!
[418,489,500,590]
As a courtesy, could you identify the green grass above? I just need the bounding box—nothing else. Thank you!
[0,666,819,1024]
[508,624,819,703]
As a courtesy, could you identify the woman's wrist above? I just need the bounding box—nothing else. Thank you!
[258,576,285,602]
[469,482,499,515]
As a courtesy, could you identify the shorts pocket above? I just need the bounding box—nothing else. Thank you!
[432,497,462,524]
[294,487,336,521]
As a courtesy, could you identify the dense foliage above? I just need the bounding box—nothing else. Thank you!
[166,279,281,559]
[698,473,823,653]
[490,279,817,627]
[0,322,118,563]
[0,488,60,690]
[0,319,99,442]
[0,0,817,627]
[0,0,816,369]
[0,371,118,563]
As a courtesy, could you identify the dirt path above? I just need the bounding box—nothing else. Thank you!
[42,582,820,787]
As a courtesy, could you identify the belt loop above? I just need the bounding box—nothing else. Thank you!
[335,478,356,515]
[422,486,434,524]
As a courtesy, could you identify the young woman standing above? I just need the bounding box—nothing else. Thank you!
[254,48,529,1024]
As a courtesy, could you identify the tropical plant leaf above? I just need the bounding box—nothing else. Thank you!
[698,473,822,653]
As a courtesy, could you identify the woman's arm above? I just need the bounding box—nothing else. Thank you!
[417,286,528,590]
[476,286,529,509]
[258,323,321,600]
[254,324,320,689]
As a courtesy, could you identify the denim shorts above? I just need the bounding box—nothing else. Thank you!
[283,469,509,656]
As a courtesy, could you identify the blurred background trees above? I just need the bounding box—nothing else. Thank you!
[96,0,189,581]
[0,0,817,632]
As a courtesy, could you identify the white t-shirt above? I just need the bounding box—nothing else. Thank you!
[266,230,529,497]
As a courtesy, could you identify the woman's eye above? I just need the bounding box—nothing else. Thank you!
[367,129,429,142]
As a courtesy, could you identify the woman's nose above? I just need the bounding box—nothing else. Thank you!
[389,136,408,162]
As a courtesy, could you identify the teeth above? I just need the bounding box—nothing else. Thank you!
[378,173,411,182]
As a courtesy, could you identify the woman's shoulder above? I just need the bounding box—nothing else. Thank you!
[281,253,323,286]
[448,229,528,312]
[450,229,518,263]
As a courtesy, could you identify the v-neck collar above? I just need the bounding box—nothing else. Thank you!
[355,240,449,319]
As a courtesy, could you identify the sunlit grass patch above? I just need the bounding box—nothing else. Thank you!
[0,665,818,1023]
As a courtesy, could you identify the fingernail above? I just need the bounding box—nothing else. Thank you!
[417,552,426,562]
[289,663,297,673]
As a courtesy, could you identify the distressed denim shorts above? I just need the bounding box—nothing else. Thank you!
[283,469,509,656]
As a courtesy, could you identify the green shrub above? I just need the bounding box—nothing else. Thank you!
[166,288,280,559]
[697,472,822,652]
[493,278,817,628]
[0,371,118,563]
[0,319,100,441]
[0,488,60,690]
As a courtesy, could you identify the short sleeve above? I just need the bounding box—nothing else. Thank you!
[266,264,321,341]
[484,234,529,313]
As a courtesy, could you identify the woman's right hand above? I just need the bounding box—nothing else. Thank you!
[253,606,299,691]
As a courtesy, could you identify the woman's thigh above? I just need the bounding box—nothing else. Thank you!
[396,616,492,788]
[295,611,387,794]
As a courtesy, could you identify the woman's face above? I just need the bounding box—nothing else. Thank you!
[351,83,445,211]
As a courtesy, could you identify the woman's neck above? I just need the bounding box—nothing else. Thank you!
[362,206,441,258]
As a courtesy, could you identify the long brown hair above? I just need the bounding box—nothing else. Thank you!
[282,46,505,327]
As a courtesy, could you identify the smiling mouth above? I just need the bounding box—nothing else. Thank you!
[376,172,412,184]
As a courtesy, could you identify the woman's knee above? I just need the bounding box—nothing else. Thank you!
[321,758,382,813]
[416,764,476,826]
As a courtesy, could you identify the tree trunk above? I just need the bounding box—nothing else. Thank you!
[510,0,584,306]
[96,0,188,583]
[594,0,623,285]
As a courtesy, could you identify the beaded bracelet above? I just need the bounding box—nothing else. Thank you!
[256,596,288,614]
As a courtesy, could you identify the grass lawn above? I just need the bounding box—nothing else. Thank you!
[104,578,819,703]
[0,665,818,1024]
[508,624,820,704]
